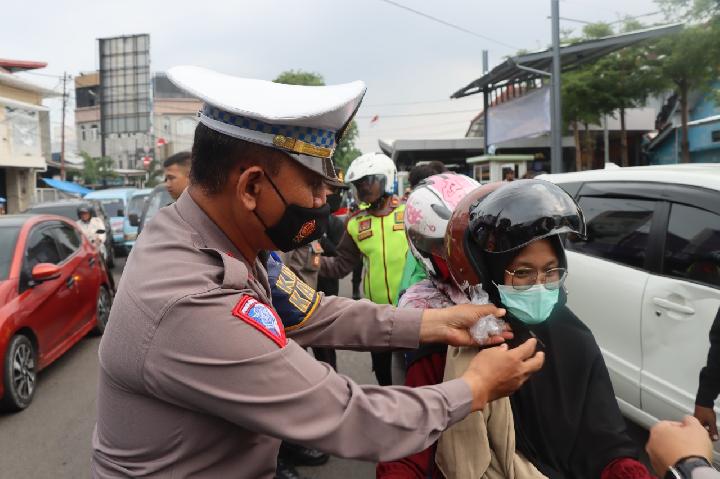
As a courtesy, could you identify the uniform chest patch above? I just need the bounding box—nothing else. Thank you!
[358,218,372,232]
[232,296,287,348]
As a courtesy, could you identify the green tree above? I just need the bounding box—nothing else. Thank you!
[272,69,362,175]
[652,24,720,162]
[562,65,616,170]
[273,69,325,86]
[81,152,117,186]
[593,41,669,165]
[657,0,720,21]
[653,0,720,162]
[582,22,614,39]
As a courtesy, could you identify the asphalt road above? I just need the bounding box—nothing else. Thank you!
[0,255,650,479]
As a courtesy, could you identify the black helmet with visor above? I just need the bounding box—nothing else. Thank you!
[468,179,586,255]
[464,179,586,298]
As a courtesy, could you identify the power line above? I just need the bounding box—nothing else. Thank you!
[364,118,472,132]
[364,97,472,107]
[377,0,522,50]
[356,108,479,119]
[17,70,68,79]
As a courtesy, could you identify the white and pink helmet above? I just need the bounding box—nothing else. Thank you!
[404,173,479,279]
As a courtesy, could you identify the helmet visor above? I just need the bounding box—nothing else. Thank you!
[470,180,586,253]
[352,174,386,204]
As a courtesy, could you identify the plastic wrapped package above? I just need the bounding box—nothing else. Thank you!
[399,279,505,345]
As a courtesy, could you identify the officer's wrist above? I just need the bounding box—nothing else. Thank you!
[665,456,713,479]
[460,373,489,411]
[418,309,444,344]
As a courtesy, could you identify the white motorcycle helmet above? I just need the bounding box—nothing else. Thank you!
[346,152,397,203]
[404,173,479,279]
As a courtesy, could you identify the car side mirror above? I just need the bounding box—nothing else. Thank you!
[31,263,61,284]
[117,209,124,217]
[96,229,106,235]
[128,213,139,227]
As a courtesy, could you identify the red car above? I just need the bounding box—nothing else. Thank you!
[0,214,113,411]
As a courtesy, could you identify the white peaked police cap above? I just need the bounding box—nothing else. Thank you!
[167,65,367,185]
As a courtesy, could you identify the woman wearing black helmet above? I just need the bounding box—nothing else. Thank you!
[437,179,652,479]
[380,180,653,478]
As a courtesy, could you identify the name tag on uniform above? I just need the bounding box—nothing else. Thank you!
[358,230,373,241]
[232,296,287,348]
[393,210,404,230]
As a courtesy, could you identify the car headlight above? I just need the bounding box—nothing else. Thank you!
[124,232,138,241]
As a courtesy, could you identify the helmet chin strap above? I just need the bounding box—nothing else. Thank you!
[368,193,390,210]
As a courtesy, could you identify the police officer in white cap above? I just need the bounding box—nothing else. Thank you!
[90,66,544,479]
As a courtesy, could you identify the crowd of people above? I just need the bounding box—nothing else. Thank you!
[90,67,720,479]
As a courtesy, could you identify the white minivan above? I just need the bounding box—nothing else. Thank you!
[538,164,720,436]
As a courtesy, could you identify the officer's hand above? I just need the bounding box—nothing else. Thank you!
[461,338,544,411]
[420,304,512,347]
[695,405,719,441]
[646,416,713,476]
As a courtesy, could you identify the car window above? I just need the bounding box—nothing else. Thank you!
[23,226,61,276]
[0,226,20,280]
[567,196,655,270]
[98,199,124,217]
[52,225,82,262]
[128,195,149,216]
[664,203,720,289]
[143,189,173,226]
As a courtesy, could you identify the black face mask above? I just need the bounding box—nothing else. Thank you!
[253,173,330,252]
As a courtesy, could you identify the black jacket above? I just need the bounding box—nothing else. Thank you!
[697,307,720,407]
[509,302,639,479]
[316,215,345,296]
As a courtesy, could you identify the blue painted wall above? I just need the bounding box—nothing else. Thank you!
[648,85,720,164]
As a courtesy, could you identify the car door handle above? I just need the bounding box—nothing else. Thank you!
[652,297,695,315]
[65,276,75,289]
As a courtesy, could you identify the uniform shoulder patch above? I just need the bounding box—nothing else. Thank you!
[232,296,287,348]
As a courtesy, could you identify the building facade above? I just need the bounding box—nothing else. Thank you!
[74,72,200,170]
[646,87,720,164]
[0,59,55,213]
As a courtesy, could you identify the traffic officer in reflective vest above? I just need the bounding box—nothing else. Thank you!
[90,65,544,479]
[320,152,408,385]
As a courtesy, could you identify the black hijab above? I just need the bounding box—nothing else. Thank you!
[485,237,639,479]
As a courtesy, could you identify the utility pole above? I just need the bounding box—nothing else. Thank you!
[60,72,68,181]
[603,114,610,164]
[482,50,490,155]
[550,0,563,173]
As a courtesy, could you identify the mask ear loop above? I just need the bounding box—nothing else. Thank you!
[252,170,287,229]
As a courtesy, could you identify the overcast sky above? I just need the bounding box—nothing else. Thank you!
[4,0,663,154]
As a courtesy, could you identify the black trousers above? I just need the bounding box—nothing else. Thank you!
[371,351,393,386]
[312,347,337,370]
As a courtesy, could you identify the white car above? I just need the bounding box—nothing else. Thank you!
[538,164,720,439]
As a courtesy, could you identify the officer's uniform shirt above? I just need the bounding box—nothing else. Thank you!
[91,190,473,478]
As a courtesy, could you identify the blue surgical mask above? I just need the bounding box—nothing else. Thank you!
[495,283,560,325]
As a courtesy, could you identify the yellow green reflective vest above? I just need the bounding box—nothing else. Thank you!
[346,202,408,305]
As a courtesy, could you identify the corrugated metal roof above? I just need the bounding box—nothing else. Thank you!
[452,23,684,99]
